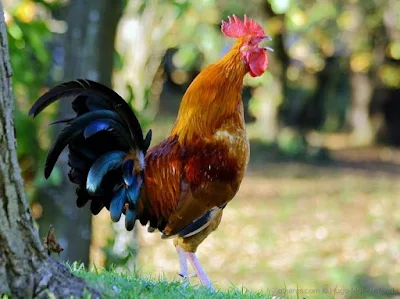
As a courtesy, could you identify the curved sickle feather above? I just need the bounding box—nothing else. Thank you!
[86,151,126,194]
[126,182,140,206]
[83,119,134,148]
[29,79,146,150]
[143,129,152,152]
[110,187,127,222]
[122,159,135,186]
[125,208,137,231]
[44,110,119,178]
[84,120,112,138]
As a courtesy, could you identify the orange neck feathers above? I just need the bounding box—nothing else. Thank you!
[171,39,248,144]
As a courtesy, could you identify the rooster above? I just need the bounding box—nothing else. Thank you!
[29,15,272,289]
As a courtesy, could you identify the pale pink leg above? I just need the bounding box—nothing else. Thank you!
[175,245,189,279]
[185,252,214,291]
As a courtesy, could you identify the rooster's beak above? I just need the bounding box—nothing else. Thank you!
[264,46,274,52]
[262,36,274,52]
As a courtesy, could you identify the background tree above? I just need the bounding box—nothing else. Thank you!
[36,0,125,265]
[0,2,98,297]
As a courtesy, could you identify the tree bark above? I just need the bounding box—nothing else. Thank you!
[0,2,99,297]
[113,0,183,118]
[349,71,374,144]
[262,1,289,139]
[37,0,124,265]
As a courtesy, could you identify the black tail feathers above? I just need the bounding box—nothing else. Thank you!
[29,79,152,230]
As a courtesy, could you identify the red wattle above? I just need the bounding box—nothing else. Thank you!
[248,50,268,77]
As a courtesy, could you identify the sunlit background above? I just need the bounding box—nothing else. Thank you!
[3,0,400,297]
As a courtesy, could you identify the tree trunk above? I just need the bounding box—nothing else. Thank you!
[113,0,183,118]
[370,0,399,145]
[0,2,98,297]
[262,1,289,139]
[37,0,124,265]
[348,71,374,145]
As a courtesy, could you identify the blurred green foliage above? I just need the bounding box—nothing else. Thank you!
[9,0,399,167]
[5,0,53,199]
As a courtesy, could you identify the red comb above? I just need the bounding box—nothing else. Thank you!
[221,14,265,38]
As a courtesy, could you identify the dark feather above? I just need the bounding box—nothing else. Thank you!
[68,168,86,185]
[68,151,89,171]
[122,159,134,186]
[84,119,134,148]
[84,119,113,138]
[126,183,140,206]
[30,79,149,229]
[86,151,126,194]
[143,129,152,152]
[50,117,75,125]
[29,80,98,117]
[76,187,90,208]
[85,96,111,111]
[44,110,119,178]
[176,206,222,238]
[29,79,146,151]
[110,187,126,222]
[90,199,104,215]
[125,208,137,231]
[69,136,98,161]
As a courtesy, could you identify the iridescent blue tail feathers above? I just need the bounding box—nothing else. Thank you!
[29,79,151,230]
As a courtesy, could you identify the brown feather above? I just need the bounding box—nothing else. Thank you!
[138,39,251,249]
[142,136,184,224]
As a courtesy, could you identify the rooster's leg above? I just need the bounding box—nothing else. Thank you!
[175,245,193,284]
[185,252,214,290]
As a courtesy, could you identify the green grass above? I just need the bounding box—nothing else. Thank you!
[70,263,273,299]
